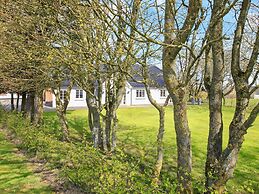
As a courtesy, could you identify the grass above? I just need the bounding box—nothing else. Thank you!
[0,131,52,194]
[44,100,259,192]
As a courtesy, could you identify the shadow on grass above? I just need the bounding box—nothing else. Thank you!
[0,158,28,165]
[0,132,53,194]
[68,117,92,142]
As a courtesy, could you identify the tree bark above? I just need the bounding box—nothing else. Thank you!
[162,0,201,192]
[25,92,36,122]
[25,92,32,117]
[63,80,73,114]
[86,94,102,148]
[172,89,192,193]
[111,113,118,152]
[16,93,20,111]
[29,91,36,123]
[34,90,44,125]
[21,92,26,115]
[205,0,225,191]
[152,108,165,186]
[205,0,259,192]
[141,64,167,186]
[10,93,15,111]
[54,88,70,141]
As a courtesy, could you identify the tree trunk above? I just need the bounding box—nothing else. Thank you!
[205,0,227,191]
[172,89,192,193]
[34,90,44,125]
[142,65,167,185]
[16,93,20,111]
[222,95,226,107]
[26,92,32,117]
[162,0,201,192]
[111,113,118,152]
[102,115,108,152]
[86,95,102,149]
[56,104,70,141]
[21,92,26,115]
[11,93,15,111]
[88,108,93,132]
[210,94,250,191]
[205,0,259,192]
[63,80,73,114]
[92,107,102,148]
[152,108,165,186]
[29,91,36,123]
[25,92,36,122]
[54,88,70,141]
[105,110,112,149]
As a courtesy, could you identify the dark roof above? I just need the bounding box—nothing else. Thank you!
[61,80,71,87]
[60,65,165,89]
[61,80,79,88]
[128,65,165,88]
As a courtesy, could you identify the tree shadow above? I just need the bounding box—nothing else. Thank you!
[68,116,92,142]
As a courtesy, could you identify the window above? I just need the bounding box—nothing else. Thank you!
[60,90,67,100]
[76,89,83,99]
[123,94,126,104]
[136,90,145,98]
[160,89,166,97]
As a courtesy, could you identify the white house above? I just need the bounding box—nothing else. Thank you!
[119,82,169,106]
[0,93,20,108]
[44,66,171,108]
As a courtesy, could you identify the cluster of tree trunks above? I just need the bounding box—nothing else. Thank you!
[9,91,44,126]
[204,0,259,192]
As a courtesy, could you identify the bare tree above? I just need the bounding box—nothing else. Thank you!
[162,0,202,192]
[205,0,259,192]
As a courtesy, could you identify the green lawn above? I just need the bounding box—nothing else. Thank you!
[44,101,259,192]
[0,131,52,194]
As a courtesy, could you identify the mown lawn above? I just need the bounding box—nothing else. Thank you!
[44,100,259,192]
[0,131,52,194]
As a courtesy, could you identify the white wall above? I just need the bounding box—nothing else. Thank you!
[52,84,171,108]
[0,93,21,109]
[0,93,19,99]
[129,88,169,106]
[120,85,132,106]
[52,87,88,108]
[67,88,88,107]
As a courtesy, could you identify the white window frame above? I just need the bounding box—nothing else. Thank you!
[60,90,67,101]
[76,89,83,99]
[160,89,166,98]
[136,89,145,98]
